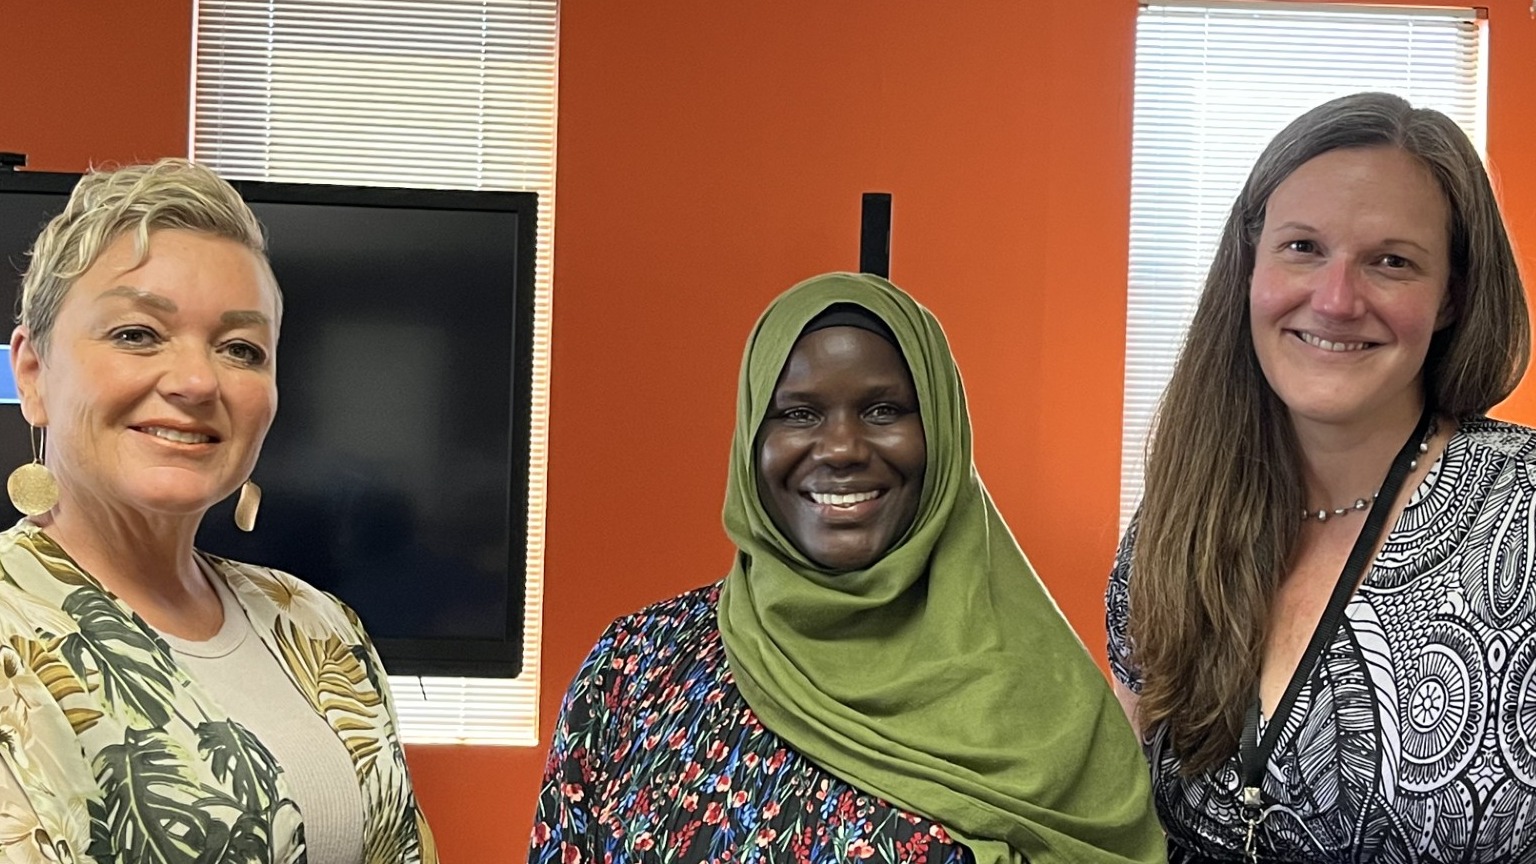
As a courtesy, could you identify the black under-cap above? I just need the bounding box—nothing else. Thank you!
[799,302,900,348]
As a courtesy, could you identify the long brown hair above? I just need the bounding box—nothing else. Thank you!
[1129,92,1530,774]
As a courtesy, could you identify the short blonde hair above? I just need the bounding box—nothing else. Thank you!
[19,158,280,356]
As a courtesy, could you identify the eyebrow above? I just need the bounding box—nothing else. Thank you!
[222,310,272,329]
[772,382,912,405]
[99,286,176,313]
[98,286,271,329]
[1271,222,1435,256]
[1379,238,1436,256]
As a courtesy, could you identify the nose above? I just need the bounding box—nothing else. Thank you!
[159,344,221,405]
[812,411,870,467]
[1311,260,1365,320]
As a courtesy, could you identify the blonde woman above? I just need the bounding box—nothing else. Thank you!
[0,159,434,864]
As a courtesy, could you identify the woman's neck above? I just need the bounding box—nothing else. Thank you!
[31,496,222,639]
[1291,404,1428,513]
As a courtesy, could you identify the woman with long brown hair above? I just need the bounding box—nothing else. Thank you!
[1106,91,1536,861]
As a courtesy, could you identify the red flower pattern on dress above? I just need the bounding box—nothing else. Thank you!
[527,585,972,864]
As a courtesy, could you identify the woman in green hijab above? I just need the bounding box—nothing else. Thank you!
[529,273,1164,864]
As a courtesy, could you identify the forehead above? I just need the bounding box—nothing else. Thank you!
[1265,146,1449,239]
[776,326,911,389]
[70,228,279,317]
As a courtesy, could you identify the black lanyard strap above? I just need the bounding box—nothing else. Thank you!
[1238,408,1435,815]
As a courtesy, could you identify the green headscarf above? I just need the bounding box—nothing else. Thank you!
[718,272,1165,864]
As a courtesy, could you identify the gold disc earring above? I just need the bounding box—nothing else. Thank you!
[7,426,59,517]
[234,479,262,532]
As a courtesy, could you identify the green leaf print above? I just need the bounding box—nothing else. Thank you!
[193,810,270,864]
[60,591,180,728]
[195,720,282,814]
[88,728,213,864]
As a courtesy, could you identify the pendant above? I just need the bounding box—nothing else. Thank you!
[1242,786,1262,863]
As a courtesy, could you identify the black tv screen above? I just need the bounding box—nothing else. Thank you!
[0,170,535,678]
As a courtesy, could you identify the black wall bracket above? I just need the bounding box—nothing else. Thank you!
[859,191,892,278]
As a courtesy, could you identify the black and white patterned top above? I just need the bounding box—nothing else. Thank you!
[1106,418,1536,863]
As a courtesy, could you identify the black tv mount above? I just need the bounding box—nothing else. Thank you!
[860,191,892,278]
[0,153,26,173]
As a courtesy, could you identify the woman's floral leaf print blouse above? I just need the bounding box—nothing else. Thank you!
[530,585,974,864]
[0,523,436,864]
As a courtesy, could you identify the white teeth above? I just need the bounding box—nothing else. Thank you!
[144,427,212,444]
[1299,332,1368,352]
[809,491,880,507]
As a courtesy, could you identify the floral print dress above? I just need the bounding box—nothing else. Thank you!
[0,523,435,864]
[530,584,974,864]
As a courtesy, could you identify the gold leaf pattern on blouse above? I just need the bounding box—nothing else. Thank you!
[271,619,384,776]
[5,635,101,736]
[0,525,435,864]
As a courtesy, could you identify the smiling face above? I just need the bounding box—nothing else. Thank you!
[1249,146,1453,432]
[12,228,280,521]
[756,326,926,572]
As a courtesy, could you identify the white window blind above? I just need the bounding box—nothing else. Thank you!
[192,0,559,746]
[1122,1,1484,531]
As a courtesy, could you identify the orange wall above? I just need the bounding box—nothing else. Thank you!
[6,2,1536,862]
[0,1,192,170]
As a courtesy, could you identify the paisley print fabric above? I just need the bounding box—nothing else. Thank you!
[1106,419,1536,862]
[0,523,436,864]
[529,584,975,864]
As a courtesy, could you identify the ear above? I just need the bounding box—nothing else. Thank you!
[10,326,48,427]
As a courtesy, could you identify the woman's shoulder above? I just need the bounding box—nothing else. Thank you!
[586,583,724,672]
[1453,416,1536,462]
[611,583,721,635]
[1438,417,1536,502]
[0,516,103,618]
[202,553,365,643]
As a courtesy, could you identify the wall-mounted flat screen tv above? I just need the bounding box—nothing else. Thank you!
[0,169,536,678]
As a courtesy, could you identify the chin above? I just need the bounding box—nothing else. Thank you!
[117,488,226,519]
[127,469,241,503]
[1279,387,1418,427]
[807,542,884,572]
[136,502,219,521]
[1281,400,1360,422]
